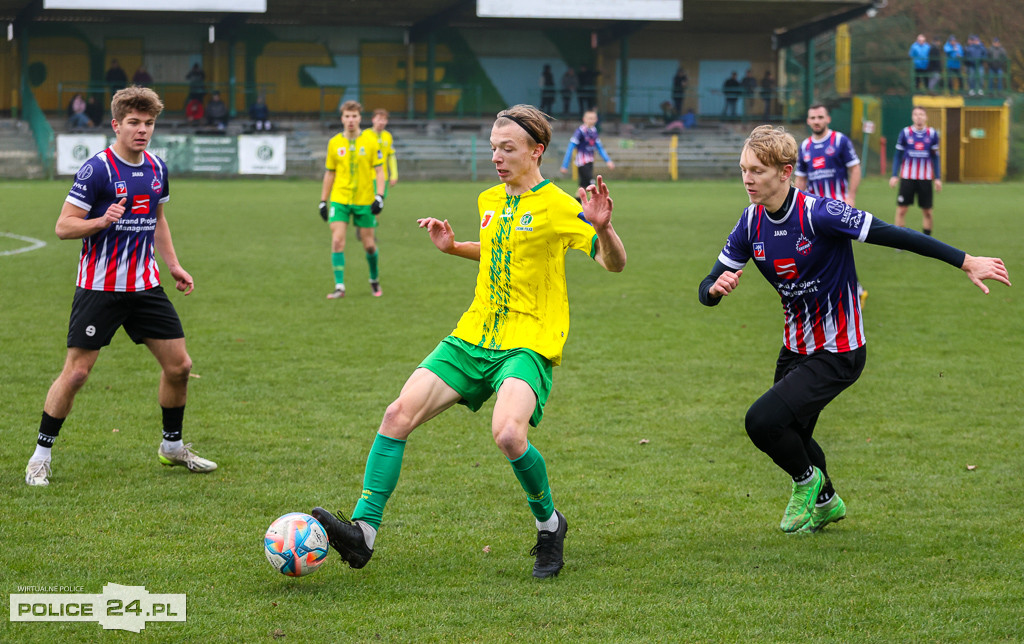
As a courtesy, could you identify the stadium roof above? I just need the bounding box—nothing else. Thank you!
[3,0,874,42]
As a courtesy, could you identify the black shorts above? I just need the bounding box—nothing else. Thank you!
[770,346,866,421]
[67,286,185,350]
[897,178,934,209]
[577,162,595,189]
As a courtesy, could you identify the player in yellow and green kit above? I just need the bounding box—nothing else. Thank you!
[313,104,628,579]
[369,108,398,195]
[318,100,386,299]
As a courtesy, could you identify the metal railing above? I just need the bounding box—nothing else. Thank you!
[22,86,54,179]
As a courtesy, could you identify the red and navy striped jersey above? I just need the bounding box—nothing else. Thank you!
[895,126,940,180]
[717,190,872,354]
[794,130,860,202]
[65,147,170,292]
[561,125,610,169]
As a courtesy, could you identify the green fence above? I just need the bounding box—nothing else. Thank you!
[23,85,54,179]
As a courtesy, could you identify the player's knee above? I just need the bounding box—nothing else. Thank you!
[491,421,527,457]
[381,399,416,436]
[745,397,785,449]
[61,366,92,391]
[163,355,192,383]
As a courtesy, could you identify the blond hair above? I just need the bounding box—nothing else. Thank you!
[743,124,798,170]
[111,86,164,122]
[340,100,362,114]
[495,104,552,164]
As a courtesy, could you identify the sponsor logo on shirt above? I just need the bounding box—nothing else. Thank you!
[338,147,347,157]
[481,210,494,229]
[115,181,128,198]
[774,229,787,237]
[774,258,799,279]
[795,234,813,256]
[826,200,849,217]
[753,242,765,261]
[812,156,826,169]
[73,182,88,192]
[132,195,150,214]
[914,141,925,150]
[132,171,144,177]
[76,164,94,181]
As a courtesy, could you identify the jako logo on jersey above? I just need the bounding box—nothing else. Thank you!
[753,242,765,261]
[481,211,495,229]
[132,195,150,214]
[774,258,799,279]
[115,181,128,197]
[132,171,144,177]
[795,235,813,256]
[812,156,826,169]
[151,177,162,192]
[774,229,788,237]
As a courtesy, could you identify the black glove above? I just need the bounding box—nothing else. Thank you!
[318,201,328,221]
[371,194,384,215]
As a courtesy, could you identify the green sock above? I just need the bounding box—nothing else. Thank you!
[509,442,555,522]
[352,433,406,530]
[366,249,379,281]
[331,251,345,286]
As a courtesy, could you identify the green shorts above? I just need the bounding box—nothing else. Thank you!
[419,336,553,427]
[329,202,378,228]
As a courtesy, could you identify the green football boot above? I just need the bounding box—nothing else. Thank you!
[779,467,824,533]
[798,494,847,533]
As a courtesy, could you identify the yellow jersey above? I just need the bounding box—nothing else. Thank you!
[367,128,398,182]
[325,130,382,206]
[451,180,598,366]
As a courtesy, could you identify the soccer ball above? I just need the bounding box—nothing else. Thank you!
[264,512,330,577]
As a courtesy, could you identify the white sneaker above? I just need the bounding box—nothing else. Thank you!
[158,443,217,473]
[26,458,51,486]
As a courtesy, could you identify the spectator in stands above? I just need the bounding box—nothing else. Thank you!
[741,69,758,120]
[577,65,598,114]
[927,38,944,90]
[682,108,697,129]
[987,37,1008,93]
[185,98,204,124]
[66,93,91,129]
[760,70,775,120]
[186,63,206,104]
[722,72,741,118]
[909,34,931,90]
[660,101,684,131]
[539,64,556,115]
[671,66,688,115]
[205,91,228,130]
[132,65,153,87]
[249,95,271,131]
[85,94,104,126]
[964,35,988,95]
[943,35,964,91]
[560,67,577,116]
[105,59,128,103]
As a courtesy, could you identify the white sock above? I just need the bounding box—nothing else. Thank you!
[356,520,377,549]
[161,439,183,453]
[31,445,51,461]
[536,511,560,532]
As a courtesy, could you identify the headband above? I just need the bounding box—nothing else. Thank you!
[498,113,538,143]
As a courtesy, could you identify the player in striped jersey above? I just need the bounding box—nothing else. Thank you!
[313,104,627,579]
[890,106,941,235]
[559,109,614,193]
[698,125,1009,534]
[25,87,216,487]
[794,104,861,206]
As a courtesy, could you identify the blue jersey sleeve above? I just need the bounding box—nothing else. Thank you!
[66,156,105,213]
[808,196,873,243]
[717,209,753,269]
[840,134,860,167]
[561,141,577,170]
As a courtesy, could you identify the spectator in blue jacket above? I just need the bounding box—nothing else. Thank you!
[943,35,964,91]
[909,34,931,90]
[964,35,988,95]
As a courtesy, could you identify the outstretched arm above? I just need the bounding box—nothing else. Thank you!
[579,175,626,272]
[866,218,1010,293]
[417,218,480,261]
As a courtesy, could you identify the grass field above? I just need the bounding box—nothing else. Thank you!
[2,175,1022,642]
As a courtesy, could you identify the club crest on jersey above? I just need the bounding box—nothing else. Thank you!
[825,146,835,155]
[795,234,813,256]
[151,176,162,192]
[753,242,766,261]
[481,210,495,229]
[115,181,128,197]
[774,258,799,280]
[516,213,534,232]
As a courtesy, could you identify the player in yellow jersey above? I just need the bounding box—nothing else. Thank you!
[369,108,398,193]
[318,100,386,299]
[313,104,627,579]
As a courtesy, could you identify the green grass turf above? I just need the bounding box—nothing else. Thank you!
[1,176,1021,642]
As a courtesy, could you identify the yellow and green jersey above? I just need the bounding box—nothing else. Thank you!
[325,130,382,206]
[367,128,398,182]
[451,180,598,366]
